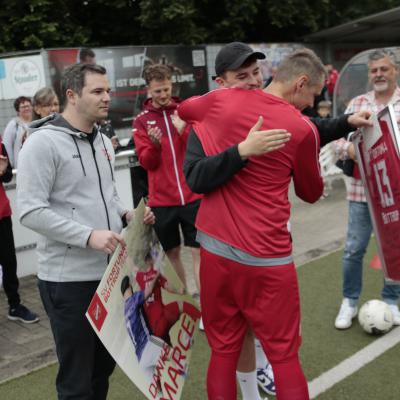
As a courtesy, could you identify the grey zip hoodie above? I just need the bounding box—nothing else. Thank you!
[17,114,128,282]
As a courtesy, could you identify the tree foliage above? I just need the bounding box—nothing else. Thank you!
[0,0,399,52]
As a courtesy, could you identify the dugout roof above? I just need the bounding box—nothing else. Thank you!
[303,6,400,44]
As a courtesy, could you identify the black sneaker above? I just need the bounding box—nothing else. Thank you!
[8,304,39,324]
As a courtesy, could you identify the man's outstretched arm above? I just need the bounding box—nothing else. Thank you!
[311,110,372,147]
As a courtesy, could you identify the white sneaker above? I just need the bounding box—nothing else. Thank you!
[199,317,204,331]
[388,304,400,325]
[335,298,358,329]
[257,363,275,395]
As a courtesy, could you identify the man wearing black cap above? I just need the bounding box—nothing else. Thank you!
[212,41,266,82]
[182,42,372,400]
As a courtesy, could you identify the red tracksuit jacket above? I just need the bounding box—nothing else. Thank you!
[179,88,323,258]
[133,97,202,207]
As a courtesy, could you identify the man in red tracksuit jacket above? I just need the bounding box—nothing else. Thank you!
[178,49,326,400]
[133,64,202,292]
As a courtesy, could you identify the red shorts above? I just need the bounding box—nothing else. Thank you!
[200,247,302,363]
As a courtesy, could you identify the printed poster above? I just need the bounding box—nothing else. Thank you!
[354,105,400,283]
[0,54,46,100]
[86,200,201,399]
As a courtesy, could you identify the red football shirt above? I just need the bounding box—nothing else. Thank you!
[179,88,323,258]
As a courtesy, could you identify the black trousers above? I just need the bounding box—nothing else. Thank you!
[38,279,116,400]
[130,165,148,208]
[0,216,20,308]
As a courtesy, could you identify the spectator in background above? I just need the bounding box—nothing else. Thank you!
[334,49,400,330]
[98,119,119,151]
[32,87,60,120]
[2,96,32,168]
[79,48,96,65]
[0,136,39,323]
[325,63,339,100]
[317,100,332,118]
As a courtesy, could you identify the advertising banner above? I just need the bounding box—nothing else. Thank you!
[48,46,208,129]
[354,105,400,282]
[86,201,200,399]
[0,55,46,99]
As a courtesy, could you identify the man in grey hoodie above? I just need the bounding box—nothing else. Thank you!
[17,63,154,400]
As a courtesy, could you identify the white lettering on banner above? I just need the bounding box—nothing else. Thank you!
[116,78,128,87]
[373,159,395,208]
[115,77,146,87]
[148,314,196,400]
[129,77,146,86]
[9,58,43,97]
[171,74,194,83]
[369,142,388,160]
[382,210,400,224]
[116,74,193,88]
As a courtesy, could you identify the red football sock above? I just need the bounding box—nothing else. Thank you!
[272,355,309,400]
[207,351,240,400]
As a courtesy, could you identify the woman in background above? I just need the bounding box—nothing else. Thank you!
[32,87,60,120]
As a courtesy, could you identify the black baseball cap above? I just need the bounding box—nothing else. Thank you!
[213,42,266,79]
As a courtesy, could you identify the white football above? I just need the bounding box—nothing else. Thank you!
[358,299,394,334]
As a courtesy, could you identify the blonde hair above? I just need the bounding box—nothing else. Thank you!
[32,87,58,119]
[274,48,327,86]
[143,64,173,85]
[317,100,332,109]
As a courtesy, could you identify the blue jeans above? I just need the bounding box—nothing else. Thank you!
[342,201,400,304]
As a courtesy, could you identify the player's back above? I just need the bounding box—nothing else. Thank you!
[179,88,323,258]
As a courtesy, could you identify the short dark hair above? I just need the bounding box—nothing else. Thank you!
[143,64,173,85]
[61,63,107,105]
[79,48,96,63]
[274,48,327,86]
[14,96,31,112]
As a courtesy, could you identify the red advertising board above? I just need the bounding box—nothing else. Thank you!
[354,105,400,282]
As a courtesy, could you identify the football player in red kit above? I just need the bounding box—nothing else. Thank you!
[179,49,326,400]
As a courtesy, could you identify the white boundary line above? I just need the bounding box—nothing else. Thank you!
[308,326,400,398]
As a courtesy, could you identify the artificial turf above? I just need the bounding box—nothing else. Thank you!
[2,239,399,400]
